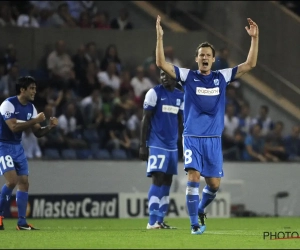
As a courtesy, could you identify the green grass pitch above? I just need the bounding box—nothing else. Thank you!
[1,217,300,249]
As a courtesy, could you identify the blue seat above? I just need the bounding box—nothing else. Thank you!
[30,68,49,81]
[44,149,60,160]
[111,149,127,160]
[76,149,92,160]
[93,149,111,160]
[19,68,30,77]
[83,129,99,143]
[61,149,77,160]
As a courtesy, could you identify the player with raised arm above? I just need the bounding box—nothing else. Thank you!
[139,70,184,229]
[155,15,259,234]
[0,76,58,230]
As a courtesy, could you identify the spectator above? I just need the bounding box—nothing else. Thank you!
[0,4,16,27]
[243,124,278,162]
[222,103,243,160]
[251,105,274,136]
[164,46,183,67]
[38,104,67,154]
[0,63,19,97]
[80,87,103,127]
[130,65,153,101]
[119,70,134,95]
[110,8,133,30]
[146,63,160,86]
[66,0,86,21]
[211,47,230,71]
[105,106,131,158]
[17,3,40,28]
[264,121,289,161]
[78,62,101,98]
[30,0,56,27]
[58,102,87,149]
[78,11,91,28]
[47,40,76,89]
[0,63,8,103]
[49,3,77,28]
[1,43,18,74]
[97,61,121,92]
[101,86,116,122]
[92,11,110,30]
[72,44,88,80]
[100,44,122,74]
[226,84,243,116]
[22,128,42,160]
[126,106,143,157]
[143,50,156,72]
[284,125,300,161]
[85,42,101,70]
[238,102,252,135]
[81,1,98,17]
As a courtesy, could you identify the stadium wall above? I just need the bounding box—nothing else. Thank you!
[1,161,299,218]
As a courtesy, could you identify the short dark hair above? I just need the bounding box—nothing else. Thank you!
[16,76,36,95]
[195,42,216,57]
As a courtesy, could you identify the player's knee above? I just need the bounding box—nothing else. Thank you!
[163,175,173,186]
[187,169,200,182]
[6,180,17,189]
[152,172,165,186]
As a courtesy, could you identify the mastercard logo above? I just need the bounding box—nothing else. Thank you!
[10,200,31,218]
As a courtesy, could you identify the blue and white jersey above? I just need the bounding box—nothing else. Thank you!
[143,84,184,150]
[174,65,237,137]
[0,96,37,144]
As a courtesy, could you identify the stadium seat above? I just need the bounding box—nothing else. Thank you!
[111,149,127,160]
[30,68,49,81]
[76,149,92,160]
[44,149,60,160]
[83,128,99,143]
[61,149,77,160]
[93,149,111,160]
[19,68,30,77]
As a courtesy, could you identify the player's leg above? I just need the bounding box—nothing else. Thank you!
[14,145,38,230]
[146,171,164,229]
[183,136,203,235]
[198,137,223,230]
[0,170,18,230]
[156,149,177,228]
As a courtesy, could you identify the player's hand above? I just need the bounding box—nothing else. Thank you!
[245,18,258,38]
[139,146,148,161]
[156,15,164,39]
[49,117,58,128]
[35,112,46,123]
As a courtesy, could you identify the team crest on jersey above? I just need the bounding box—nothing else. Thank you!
[176,99,181,106]
[4,111,11,118]
[27,113,32,120]
[214,79,219,86]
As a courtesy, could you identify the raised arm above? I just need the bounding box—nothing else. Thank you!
[235,18,259,79]
[156,15,176,79]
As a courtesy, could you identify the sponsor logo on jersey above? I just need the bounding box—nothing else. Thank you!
[196,87,220,96]
[162,105,179,114]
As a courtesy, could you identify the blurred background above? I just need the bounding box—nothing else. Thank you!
[0,0,300,219]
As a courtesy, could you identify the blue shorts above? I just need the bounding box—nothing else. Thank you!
[0,142,29,176]
[146,147,178,177]
[183,136,224,178]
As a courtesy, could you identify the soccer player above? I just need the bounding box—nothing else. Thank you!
[155,15,259,234]
[0,76,58,230]
[139,70,184,229]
